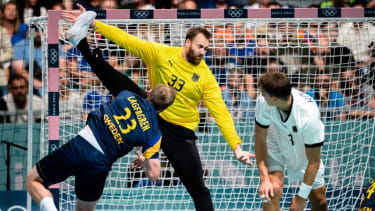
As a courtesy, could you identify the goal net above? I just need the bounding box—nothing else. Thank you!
[33,8,375,210]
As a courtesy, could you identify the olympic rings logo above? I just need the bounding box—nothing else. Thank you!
[321,9,337,17]
[227,9,244,18]
[49,48,58,65]
[133,10,150,18]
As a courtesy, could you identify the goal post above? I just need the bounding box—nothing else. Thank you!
[32,8,375,210]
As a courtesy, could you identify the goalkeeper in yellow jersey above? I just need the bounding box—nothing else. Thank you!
[63,7,255,210]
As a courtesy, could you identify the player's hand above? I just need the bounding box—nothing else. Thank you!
[61,4,91,25]
[130,151,145,169]
[289,195,306,211]
[234,145,255,166]
[259,177,274,203]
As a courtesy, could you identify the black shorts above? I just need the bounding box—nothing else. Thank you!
[36,135,112,201]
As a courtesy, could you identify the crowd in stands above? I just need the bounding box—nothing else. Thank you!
[0,0,375,125]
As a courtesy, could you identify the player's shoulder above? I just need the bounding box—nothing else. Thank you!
[255,94,272,111]
[292,89,320,118]
[158,44,181,53]
[256,94,266,105]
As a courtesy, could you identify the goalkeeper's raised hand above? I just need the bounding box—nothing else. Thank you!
[61,3,96,28]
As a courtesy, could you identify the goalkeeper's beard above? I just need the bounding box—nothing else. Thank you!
[186,46,203,65]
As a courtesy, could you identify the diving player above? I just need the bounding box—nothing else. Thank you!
[25,57,176,211]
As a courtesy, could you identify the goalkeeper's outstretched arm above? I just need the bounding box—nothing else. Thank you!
[76,38,147,98]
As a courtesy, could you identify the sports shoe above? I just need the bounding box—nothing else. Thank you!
[66,11,97,46]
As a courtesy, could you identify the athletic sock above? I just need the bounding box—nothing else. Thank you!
[40,197,58,211]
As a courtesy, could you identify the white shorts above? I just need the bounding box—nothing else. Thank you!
[267,152,325,189]
[266,125,325,190]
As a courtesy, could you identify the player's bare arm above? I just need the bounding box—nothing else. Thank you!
[254,124,274,202]
[131,150,161,181]
[290,146,321,211]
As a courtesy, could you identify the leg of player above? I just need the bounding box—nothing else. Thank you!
[76,37,147,98]
[76,198,98,211]
[262,171,284,211]
[308,184,328,211]
[26,166,58,211]
[158,119,213,211]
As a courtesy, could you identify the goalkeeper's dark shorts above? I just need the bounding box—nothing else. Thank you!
[36,135,112,201]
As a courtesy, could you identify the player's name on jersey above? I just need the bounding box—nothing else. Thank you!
[128,96,151,132]
[104,114,124,144]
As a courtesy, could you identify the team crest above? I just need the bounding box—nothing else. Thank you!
[192,73,200,82]
[293,126,298,132]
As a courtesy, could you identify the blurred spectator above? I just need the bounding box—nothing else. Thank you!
[11,28,43,95]
[338,21,375,65]
[301,35,354,74]
[244,0,270,8]
[232,0,254,8]
[178,0,198,9]
[73,0,100,10]
[23,0,47,24]
[169,0,181,8]
[266,57,285,73]
[57,70,83,123]
[228,22,255,67]
[100,0,119,9]
[50,2,65,10]
[340,69,375,119]
[245,25,276,79]
[63,34,106,89]
[267,1,281,8]
[63,0,74,10]
[221,67,254,120]
[351,0,367,7]
[121,0,155,9]
[320,0,345,8]
[215,0,228,8]
[0,75,42,123]
[0,25,13,98]
[82,88,110,121]
[122,51,147,89]
[367,0,375,7]
[305,73,345,120]
[214,25,234,44]
[1,1,28,46]
[321,22,338,44]
[205,39,230,87]
[196,0,216,8]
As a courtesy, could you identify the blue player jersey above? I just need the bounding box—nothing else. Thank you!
[87,90,161,162]
[360,177,375,211]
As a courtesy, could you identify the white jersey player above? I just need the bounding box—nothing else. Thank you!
[254,72,328,211]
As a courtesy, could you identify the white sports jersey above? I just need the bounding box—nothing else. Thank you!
[255,89,325,170]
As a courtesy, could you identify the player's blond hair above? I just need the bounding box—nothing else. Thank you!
[148,84,176,112]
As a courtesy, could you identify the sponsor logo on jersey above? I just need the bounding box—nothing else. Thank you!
[192,73,200,82]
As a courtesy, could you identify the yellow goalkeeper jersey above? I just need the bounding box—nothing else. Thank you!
[95,21,241,150]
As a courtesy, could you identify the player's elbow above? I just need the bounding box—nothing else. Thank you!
[147,170,160,182]
[145,159,160,181]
